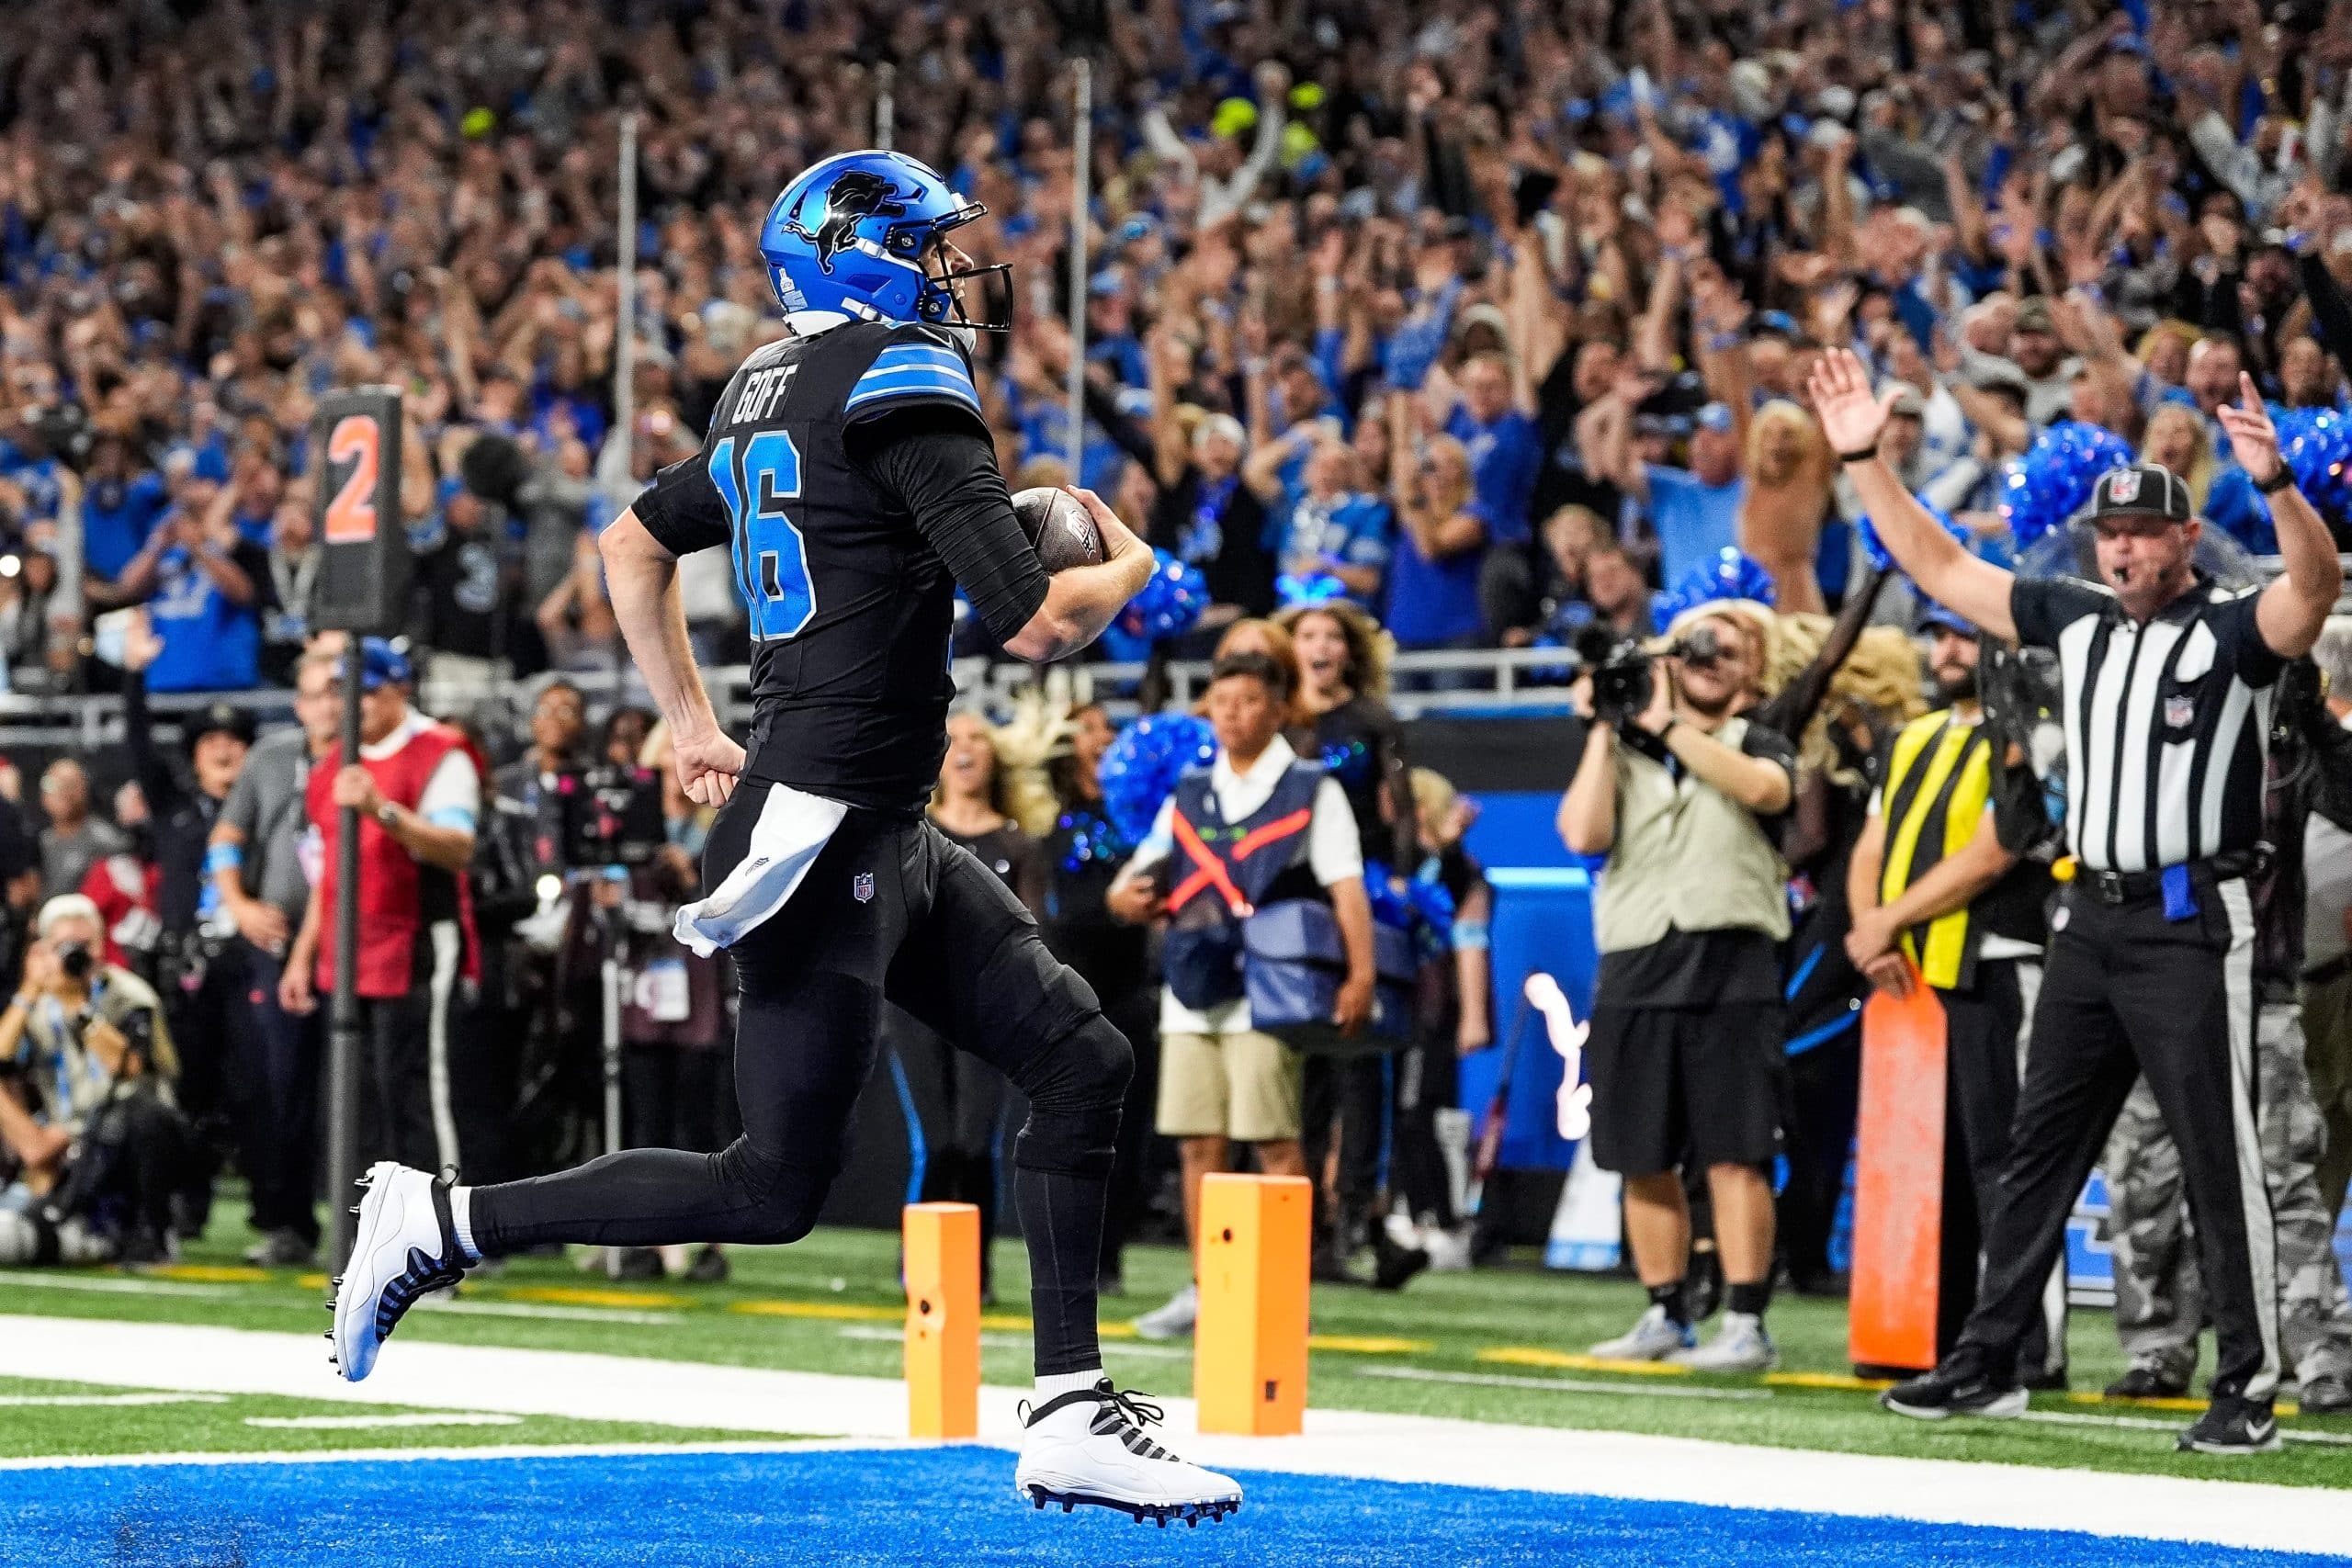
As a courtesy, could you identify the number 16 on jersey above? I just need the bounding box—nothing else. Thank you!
[709,430,815,641]
[310,387,412,635]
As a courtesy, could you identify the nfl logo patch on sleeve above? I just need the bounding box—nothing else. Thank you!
[853,871,876,904]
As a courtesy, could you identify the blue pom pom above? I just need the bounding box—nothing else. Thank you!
[1857,501,1969,575]
[1407,875,1456,932]
[1666,547,1775,616]
[1275,570,1350,607]
[2280,406,2352,525]
[1998,420,2133,548]
[1096,713,1216,845]
[1117,549,1209,643]
[1649,589,1688,636]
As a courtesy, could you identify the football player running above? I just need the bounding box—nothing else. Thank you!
[330,150,1241,1525]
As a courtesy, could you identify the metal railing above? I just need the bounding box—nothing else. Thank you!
[8,550,2343,750]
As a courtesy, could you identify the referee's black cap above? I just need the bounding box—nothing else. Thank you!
[2088,464,2191,525]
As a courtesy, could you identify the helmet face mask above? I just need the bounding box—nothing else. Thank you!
[920,235,1014,333]
[761,152,1013,334]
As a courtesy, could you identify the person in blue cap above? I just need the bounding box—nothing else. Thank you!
[279,637,482,1222]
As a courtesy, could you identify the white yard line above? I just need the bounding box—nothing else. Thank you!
[0,1393,228,1407]
[0,1271,239,1299]
[410,1299,684,1326]
[1354,1365,1772,1402]
[2018,1409,2352,1448]
[0,1314,2339,1558]
[835,1325,1192,1359]
[243,1414,525,1430]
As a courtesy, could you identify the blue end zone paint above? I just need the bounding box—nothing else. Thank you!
[6,1447,2340,1568]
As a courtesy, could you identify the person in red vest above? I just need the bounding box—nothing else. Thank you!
[279,639,481,1174]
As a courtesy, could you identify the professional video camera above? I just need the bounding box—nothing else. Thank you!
[1571,621,1736,727]
[549,765,668,870]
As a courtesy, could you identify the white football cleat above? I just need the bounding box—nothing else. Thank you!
[1130,1282,1199,1341]
[1589,1303,1696,1361]
[328,1162,469,1382]
[1016,1379,1242,1527]
[1669,1311,1778,1372]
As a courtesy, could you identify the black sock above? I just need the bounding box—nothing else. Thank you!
[1647,1279,1689,1325]
[1014,1163,1109,1377]
[1727,1280,1771,1319]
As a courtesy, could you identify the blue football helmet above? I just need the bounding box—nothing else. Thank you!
[758,151,1012,333]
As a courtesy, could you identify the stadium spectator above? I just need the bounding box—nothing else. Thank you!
[209,646,342,1269]
[119,613,255,1222]
[1111,652,1374,1340]
[37,761,126,908]
[2307,620,2352,1235]
[280,640,481,1175]
[1040,701,1160,1298]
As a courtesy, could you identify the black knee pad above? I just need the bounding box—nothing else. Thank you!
[711,1138,833,1246]
[1010,1012,1133,1179]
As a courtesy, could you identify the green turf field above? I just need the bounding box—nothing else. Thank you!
[3,1192,2346,1485]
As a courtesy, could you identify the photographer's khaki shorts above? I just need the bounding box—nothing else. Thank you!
[1156,1030,1305,1142]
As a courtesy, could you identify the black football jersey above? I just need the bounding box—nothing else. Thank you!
[635,321,1027,813]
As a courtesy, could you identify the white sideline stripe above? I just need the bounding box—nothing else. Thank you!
[243,1414,525,1430]
[411,1299,684,1326]
[834,1325,1191,1359]
[0,1315,2343,1558]
[2019,1410,2352,1449]
[0,1271,238,1298]
[0,1393,228,1407]
[1356,1365,1771,1402]
[0,1439,907,1473]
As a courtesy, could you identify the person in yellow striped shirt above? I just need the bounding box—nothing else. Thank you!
[1846,604,2064,1380]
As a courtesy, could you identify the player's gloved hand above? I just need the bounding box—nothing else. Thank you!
[673,727,747,808]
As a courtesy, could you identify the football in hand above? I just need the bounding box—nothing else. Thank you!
[1012,487,1105,574]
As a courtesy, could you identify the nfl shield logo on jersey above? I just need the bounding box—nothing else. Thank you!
[2165,694,2195,729]
[853,871,876,904]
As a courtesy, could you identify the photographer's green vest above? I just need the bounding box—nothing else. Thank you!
[1594,716,1791,953]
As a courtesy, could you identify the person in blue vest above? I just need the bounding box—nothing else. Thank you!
[1108,651,1378,1340]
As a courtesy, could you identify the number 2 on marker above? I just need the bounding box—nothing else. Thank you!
[322,415,380,544]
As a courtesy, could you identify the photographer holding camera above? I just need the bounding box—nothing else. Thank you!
[0,894,188,1265]
[1558,600,1796,1372]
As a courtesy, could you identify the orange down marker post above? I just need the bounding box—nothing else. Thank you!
[903,1201,980,1438]
[1194,1172,1311,1436]
[1849,976,1949,1374]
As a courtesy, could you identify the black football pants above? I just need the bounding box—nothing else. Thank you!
[469,791,1131,1376]
[1957,880,2278,1402]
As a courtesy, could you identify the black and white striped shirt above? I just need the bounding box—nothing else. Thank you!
[2011,575,2283,874]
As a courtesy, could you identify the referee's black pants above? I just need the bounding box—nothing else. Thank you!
[1934,959,2064,1379]
[1958,879,2279,1403]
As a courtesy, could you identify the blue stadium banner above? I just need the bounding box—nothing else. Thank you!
[310,387,410,635]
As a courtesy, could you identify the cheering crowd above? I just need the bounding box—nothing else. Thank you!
[1,0,2351,1430]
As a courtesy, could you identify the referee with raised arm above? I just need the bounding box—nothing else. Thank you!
[1810,347,2343,1455]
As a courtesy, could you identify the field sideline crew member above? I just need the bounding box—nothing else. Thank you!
[280,639,482,1173]
[1815,346,2342,1456]
[1845,604,2064,1382]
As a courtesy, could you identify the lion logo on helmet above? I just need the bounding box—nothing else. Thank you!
[784,170,910,275]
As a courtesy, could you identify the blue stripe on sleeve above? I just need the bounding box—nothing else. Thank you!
[844,369,982,414]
